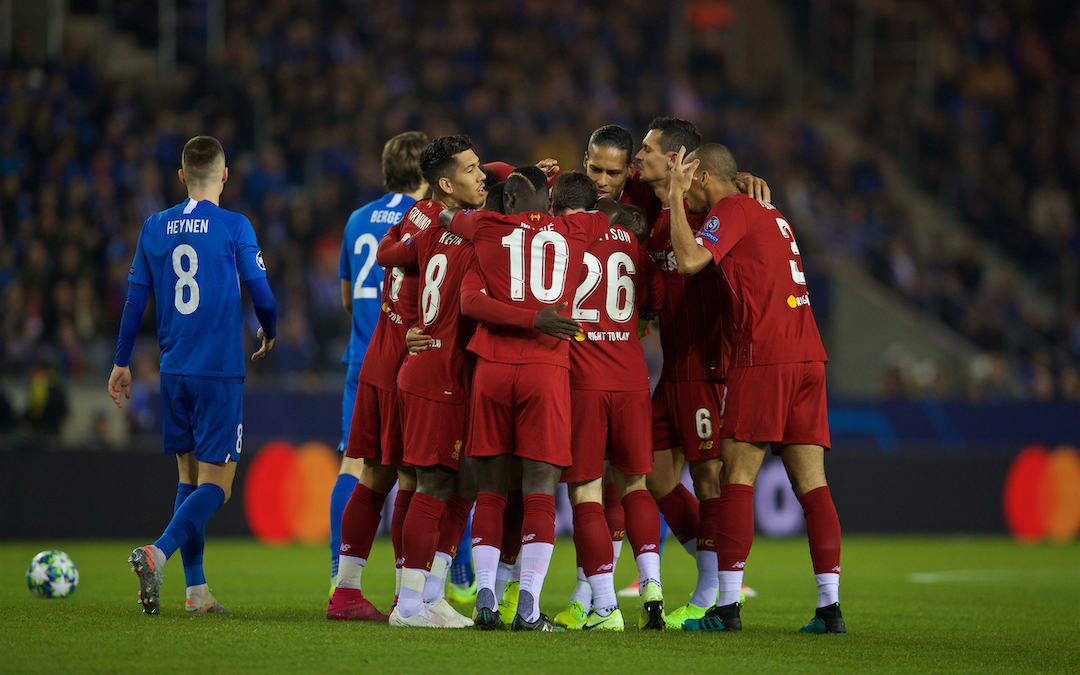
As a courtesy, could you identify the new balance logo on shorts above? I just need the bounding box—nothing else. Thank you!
[640,544,658,551]
[471,537,482,546]
[596,563,614,573]
[522,533,536,543]
[731,561,746,569]
[339,544,351,552]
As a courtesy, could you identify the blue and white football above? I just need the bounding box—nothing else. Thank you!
[26,550,79,599]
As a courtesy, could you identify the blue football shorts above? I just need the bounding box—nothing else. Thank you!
[160,373,244,463]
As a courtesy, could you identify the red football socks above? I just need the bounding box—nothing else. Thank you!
[338,483,387,562]
[500,489,525,564]
[715,484,755,571]
[573,501,613,576]
[435,492,473,559]
[799,485,842,574]
[401,492,445,571]
[621,488,661,557]
[697,497,723,555]
[603,485,625,543]
[391,489,413,570]
[656,483,700,545]
[471,491,507,549]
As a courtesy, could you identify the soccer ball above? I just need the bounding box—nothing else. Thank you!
[26,550,79,599]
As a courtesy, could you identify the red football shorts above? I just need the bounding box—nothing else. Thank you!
[466,359,571,467]
[651,379,726,461]
[345,380,404,465]
[720,361,831,452]
[398,390,465,470]
[562,388,653,484]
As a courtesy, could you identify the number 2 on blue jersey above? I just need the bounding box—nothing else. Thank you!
[353,233,380,299]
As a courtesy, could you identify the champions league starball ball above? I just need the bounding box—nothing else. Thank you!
[26,550,79,599]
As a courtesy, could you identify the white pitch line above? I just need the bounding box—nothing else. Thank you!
[909,568,1080,585]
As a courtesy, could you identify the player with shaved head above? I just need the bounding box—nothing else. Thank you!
[668,143,845,634]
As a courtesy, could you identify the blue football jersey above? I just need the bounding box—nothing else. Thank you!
[339,192,416,363]
[129,198,267,378]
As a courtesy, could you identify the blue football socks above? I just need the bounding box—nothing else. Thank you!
[329,473,360,577]
[155,483,226,561]
[173,482,207,587]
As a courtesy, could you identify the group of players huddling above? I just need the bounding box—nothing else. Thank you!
[114,117,845,635]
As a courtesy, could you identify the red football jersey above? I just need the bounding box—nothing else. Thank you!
[696,194,827,367]
[395,227,479,404]
[358,199,440,390]
[618,170,662,226]
[569,225,664,391]
[646,205,731,382]
[446,209,609,367]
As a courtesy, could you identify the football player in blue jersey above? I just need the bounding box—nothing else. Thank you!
[329,131,430,589]
[109,136,278,615]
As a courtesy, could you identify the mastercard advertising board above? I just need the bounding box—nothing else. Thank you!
[1003,444,1080,543]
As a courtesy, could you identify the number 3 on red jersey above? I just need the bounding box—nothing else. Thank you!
[775,217,806,286]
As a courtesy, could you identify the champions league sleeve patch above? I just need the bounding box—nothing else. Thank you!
[703,216,720,232]
[256,251,266,270]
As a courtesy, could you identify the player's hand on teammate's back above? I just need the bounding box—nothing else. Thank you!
[735,172,772,203]
[107,365,132,408]
[251,327,275,361]
[534,302,582,341]
[406,327,435,354]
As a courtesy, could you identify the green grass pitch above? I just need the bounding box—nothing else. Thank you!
[2,536,1077,674]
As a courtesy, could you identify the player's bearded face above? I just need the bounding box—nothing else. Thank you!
[447,149,487,209]
[584,145,632,199]
[635,130,672,184]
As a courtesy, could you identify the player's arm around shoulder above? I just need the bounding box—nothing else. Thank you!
[438,206,479,240]
[668,148,714,277]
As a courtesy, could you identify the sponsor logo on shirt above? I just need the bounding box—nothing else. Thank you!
[703,216,720,232]
[787,293,811,308]
[585,331,631,342]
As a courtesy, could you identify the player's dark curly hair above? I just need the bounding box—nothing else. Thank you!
[647,117,701,154]
[551,172,597,213]
[420,134,474,187]
[587,125,634,164]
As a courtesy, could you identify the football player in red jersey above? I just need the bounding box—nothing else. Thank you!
[438,167,619,631]
[579,122,768,610]
[628,117,734,628]
[544,173,668,632]
[668,143,845,635]
[373,135,492,628]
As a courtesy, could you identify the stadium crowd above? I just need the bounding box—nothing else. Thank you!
[0,0,1076,402]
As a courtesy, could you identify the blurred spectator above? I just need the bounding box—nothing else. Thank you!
[24,360,69,435]
[0,0,1074,402]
